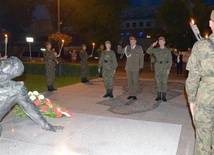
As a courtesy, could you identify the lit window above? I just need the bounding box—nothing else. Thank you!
[139,32,143,37]
[120,33,124,36]
[126,32,130,36]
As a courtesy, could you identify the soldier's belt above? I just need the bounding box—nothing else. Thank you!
[201,77,214,83]
[156,61,169,64]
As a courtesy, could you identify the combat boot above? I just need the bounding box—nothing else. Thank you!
[47,85,52,91]
[162,93,167,102]
[84,77,89,82]
[50,85,57,91]
[109,89,113,98]
[155,92,161,101]
[103,89,109,98]
[81,77,86,83]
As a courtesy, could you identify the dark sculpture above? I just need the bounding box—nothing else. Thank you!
[0,56,64,136]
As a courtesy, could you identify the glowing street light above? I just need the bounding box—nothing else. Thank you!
[26,37,34,61]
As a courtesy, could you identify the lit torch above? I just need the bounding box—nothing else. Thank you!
[190,19,203,41]
[91,42,95,56]
[5,34,8,56]
[59,39,64,55]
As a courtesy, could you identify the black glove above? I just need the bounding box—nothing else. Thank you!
[139,68,143,74]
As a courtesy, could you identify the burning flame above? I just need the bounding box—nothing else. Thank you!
[191,19,195,25]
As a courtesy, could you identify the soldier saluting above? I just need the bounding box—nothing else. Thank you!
[119,36,144,100]
[146,36,172,102]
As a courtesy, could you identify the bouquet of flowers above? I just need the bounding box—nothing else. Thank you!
[14,91,72,118]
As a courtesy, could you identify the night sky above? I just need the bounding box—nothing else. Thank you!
[130,0,214,7]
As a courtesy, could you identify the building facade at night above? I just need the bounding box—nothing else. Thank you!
[119,6,158,48]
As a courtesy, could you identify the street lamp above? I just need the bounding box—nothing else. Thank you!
[26,37,34,61]
[58,0,61,32]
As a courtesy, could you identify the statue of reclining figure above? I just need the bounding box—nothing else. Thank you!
[0,56,64,136]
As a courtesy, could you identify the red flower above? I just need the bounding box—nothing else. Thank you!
[34,99,41,106]
[52,106,58,113]
[57,112,63,118]
[41,105,48,112]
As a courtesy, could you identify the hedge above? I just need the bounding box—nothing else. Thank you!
[23,62,98,76]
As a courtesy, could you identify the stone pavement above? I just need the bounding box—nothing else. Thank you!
[0,69,195,155]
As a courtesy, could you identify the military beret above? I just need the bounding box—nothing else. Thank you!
[210,10,214,21]
[105,40,111,44]
[158,36,165,41]
[129,36,136,40]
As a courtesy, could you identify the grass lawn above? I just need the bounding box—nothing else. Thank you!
[13,74,96,93]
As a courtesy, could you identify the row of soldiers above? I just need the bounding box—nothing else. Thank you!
[43,36,172,102]
[79,21,214,155]
[76,36,172,101]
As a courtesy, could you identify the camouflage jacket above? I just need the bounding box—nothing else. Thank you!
[98,50,118,70]
[146,46,172,70]
[79,50,89,62]
[186,33,214,103]
[44,50,56,61]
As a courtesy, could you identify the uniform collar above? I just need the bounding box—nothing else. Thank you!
[131,45,136,49]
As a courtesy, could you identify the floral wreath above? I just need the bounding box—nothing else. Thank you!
[14,91,72,118]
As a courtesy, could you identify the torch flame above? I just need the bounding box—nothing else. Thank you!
[5,34,8,38]
[191,19,195,25]
[92,43,95,46]
[62,39,64,43]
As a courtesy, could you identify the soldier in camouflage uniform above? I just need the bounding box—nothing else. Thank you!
[98,41,118,98]
[96,44,104,77]
[146,37,172,102]
[79,44,92,83]
[118,36,144,100]
[44,42,60,91]
[186,10,214,155]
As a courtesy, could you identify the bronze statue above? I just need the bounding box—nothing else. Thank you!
[0,56,63,136]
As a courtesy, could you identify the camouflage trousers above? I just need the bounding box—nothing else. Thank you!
[80,62,89,78]
[47,75,55,86]
[155,68,168,93]
[102,69,114,90]
[193,84,214,155]
[45,61,56,86]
